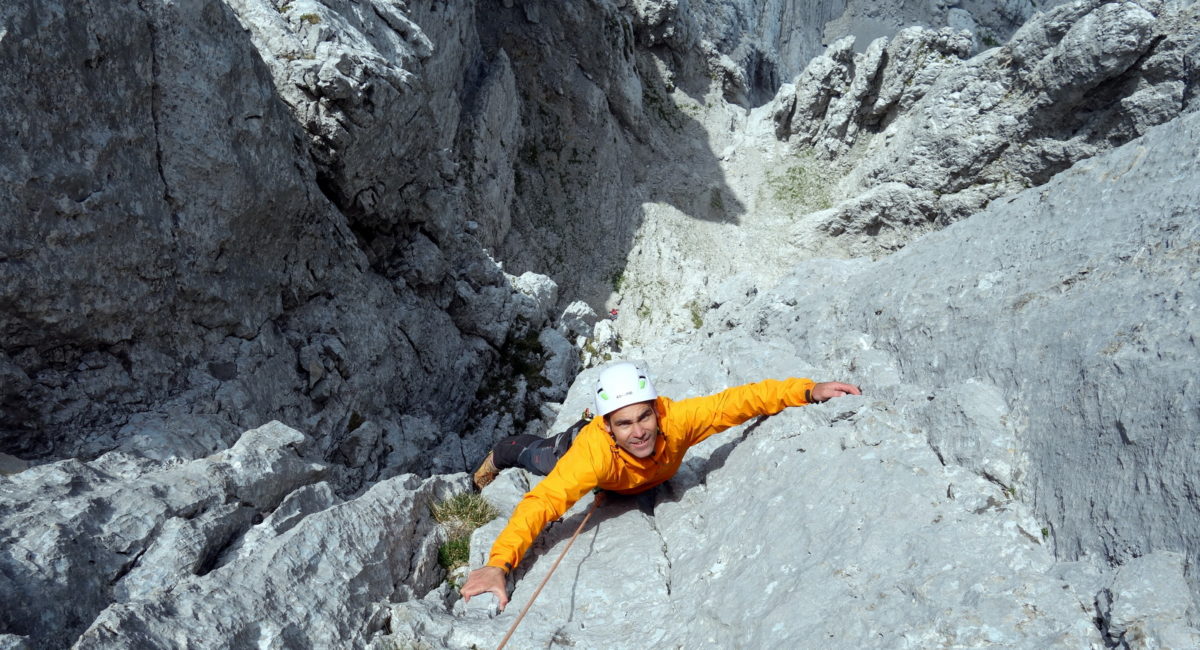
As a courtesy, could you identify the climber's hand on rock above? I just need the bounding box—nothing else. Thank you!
[811,381,861,402]
[461,565,509,611]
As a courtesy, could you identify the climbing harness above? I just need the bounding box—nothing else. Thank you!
[495,492,606,650]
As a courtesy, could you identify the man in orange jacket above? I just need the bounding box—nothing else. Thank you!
[460,360,861,610]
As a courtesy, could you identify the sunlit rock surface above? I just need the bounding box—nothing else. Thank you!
[379,104,1200,650]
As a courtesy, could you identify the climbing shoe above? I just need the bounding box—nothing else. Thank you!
[473,451,500,490]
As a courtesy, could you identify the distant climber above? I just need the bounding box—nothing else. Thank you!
[461,360,861,610]
[608,308,619,319]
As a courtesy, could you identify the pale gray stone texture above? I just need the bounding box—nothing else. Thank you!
[0,422,327,647]
[376,99,1200,650]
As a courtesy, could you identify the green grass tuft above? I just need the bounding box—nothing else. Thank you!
[611,269,625,293]
[438,537,471,572]
[431,493,500,574]
[765,160,832,213]
[687,300,704,329]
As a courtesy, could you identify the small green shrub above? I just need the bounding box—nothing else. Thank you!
[431,493,500,573]
[709,189,725,214]
[438,537,471,572]
[765,158,832,213]
[508,330,550,390]
[299,13,321,25]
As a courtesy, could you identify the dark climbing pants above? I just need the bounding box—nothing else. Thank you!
[491,426,579,476]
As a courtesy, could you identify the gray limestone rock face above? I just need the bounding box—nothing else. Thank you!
[461,48,524,256]
[536,328,580,402]
[1095,551,1200,647]
[1,418,469,649]
[3,0,1199,647]
[714,107,1200,608]
[0,0,337,452]
[770,0,1197,259]
[824,0,1075,55]
[557,300,600,340]
[0,0,566,477]
[0,422,327,648]
[377,96,1200,649]
[605,0,1196,344]
[643,0,1063,110]
[71,470,469,649]
[223,0,457,226]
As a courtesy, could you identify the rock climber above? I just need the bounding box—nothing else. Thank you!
[460,360,861,610]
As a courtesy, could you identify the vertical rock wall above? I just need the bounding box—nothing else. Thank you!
[1,0,346,455]
[0,0,567,474]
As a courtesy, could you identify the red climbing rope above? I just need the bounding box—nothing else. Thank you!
[495,492,605,650]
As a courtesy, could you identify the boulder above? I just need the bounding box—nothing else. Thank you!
[73,470,469,649]
[0,422,327,647]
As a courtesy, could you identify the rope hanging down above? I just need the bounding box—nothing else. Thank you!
[495,492,605,650]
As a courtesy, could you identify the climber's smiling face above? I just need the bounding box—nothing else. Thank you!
[605,401,658,458]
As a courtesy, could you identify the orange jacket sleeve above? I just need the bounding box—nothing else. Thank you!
[667,377,816,447]
[485,421,608,572]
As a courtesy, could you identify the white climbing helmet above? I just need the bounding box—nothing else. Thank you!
[593,361,657,417]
